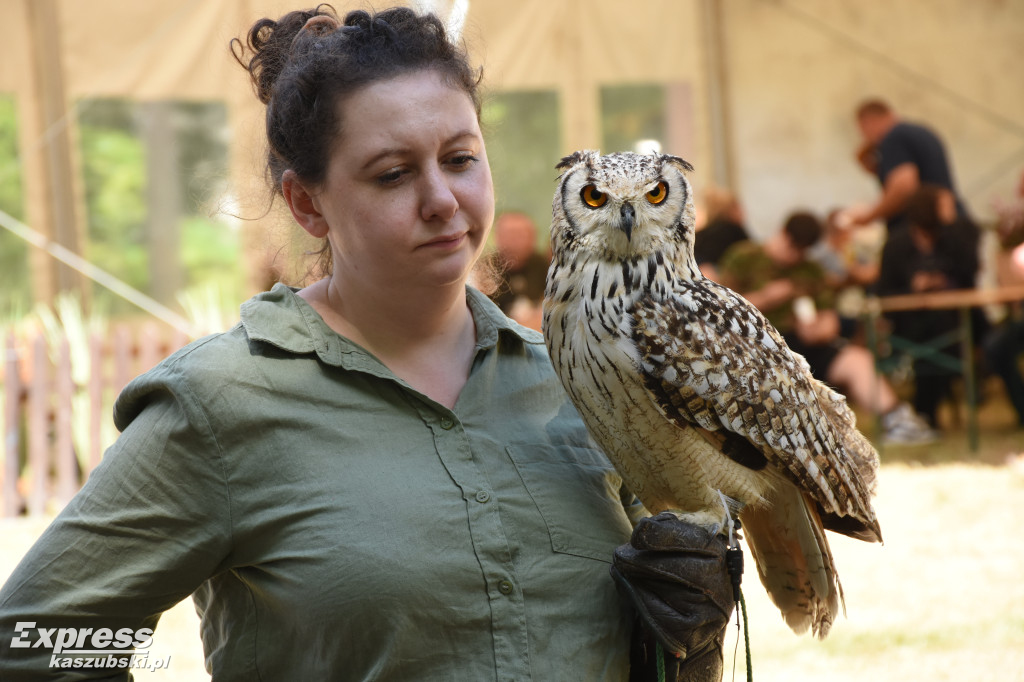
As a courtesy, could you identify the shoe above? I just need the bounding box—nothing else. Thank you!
[881,403,940,445]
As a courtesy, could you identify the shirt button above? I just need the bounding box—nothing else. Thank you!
[439,416,454,430]
[475,490,491,503]
[498,580,514,595]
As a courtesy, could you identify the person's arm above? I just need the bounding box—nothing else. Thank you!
[851,162,920,225]
[794,309,841,345]
[739,278,798,312]
[717,245,798,314]
[0,370,231,680]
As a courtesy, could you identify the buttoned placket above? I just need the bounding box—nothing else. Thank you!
[416,400,532,682]
[267,285,539,679]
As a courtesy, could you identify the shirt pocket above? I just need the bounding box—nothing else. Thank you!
[506,444,634,563]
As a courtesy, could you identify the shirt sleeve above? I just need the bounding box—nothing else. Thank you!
[0,367,232,680]
[876,127,915,184]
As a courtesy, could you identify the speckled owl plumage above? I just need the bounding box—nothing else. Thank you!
[543,150,882,639]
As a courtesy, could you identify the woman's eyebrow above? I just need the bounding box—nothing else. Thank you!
[359,130,481,171]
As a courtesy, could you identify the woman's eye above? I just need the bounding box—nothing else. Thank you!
[447,154,479,169]
[376,168,405,185]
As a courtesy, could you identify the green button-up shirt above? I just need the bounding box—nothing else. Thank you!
[0,285,643,681]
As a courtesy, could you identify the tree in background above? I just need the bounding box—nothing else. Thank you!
[0,94,30,316]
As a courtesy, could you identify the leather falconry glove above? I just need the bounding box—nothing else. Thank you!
[611,512,735,682]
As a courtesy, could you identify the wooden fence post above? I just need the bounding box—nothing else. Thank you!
[3,325,189,516]
[3,331,23,517]
[113,324,132,399]
[55,335,77,505]
[139,322,161,374]
[88,331,104,473]
[28,334,50,515]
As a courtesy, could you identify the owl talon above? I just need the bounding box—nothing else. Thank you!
[660,509,730,540]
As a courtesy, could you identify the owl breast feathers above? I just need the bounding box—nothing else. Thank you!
[542,150,881,639]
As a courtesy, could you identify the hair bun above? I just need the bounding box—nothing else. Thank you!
[231,6,341,104]
[300,14,340,38]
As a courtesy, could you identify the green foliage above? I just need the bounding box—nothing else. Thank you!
[0,93,31,315]
[76,98,239,317]
[180,215,243,303]
[174,102,229,214]
[78,99,149,313]
[482,91,561,245]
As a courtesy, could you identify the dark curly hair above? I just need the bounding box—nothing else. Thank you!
[232,4,482,194]
[904,184,947,238]
[783,211,823,250]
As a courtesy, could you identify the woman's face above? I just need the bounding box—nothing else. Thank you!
[307,69,494,292]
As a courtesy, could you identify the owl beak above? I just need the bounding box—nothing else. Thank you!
[619,202,635,242]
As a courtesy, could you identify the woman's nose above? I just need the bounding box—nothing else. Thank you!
[420,166,459,222]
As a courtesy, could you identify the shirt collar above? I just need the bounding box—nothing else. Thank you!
[240,283,543,367]
[466,285,544,350]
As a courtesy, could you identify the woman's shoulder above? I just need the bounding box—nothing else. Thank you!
[113,287,321,426]
[111,325,261,428]
[158,284,323,378]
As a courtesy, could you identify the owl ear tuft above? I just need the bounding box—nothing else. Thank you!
[661,155,695,174]
[556,149,600,171]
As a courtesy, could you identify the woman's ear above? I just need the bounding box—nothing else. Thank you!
[282,170,328,238]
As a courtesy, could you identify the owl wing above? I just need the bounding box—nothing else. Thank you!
[631,279,881,541]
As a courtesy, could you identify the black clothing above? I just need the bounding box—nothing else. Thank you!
[694,219,749,267]
[877,220,981,425]
[877,220,980,298]
[491,251,550,314]
[876,121,968,230]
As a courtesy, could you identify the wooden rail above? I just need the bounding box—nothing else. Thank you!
[864,284,1024,452]
[868,284,1024,313]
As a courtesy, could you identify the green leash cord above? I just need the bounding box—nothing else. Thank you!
[653,590,751,682]
[737,587,752,682]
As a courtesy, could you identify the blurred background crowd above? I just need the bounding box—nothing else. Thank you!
[1,0,1023,498]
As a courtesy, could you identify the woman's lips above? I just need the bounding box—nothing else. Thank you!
[420,232,468,249]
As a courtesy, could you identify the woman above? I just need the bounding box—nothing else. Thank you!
[0,7,730,680]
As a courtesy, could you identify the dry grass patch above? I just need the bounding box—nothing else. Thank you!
[3,456,1022,680]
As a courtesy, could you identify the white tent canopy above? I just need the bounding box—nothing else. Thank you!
[3,0,1022,306]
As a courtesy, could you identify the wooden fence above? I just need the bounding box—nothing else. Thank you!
[2,325,189,517]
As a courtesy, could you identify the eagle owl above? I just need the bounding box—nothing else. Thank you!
[542,150,882,638]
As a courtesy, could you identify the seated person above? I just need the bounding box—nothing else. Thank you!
[488,211,550,330]
[719,211,937,444]
[983,172,1024,427]
[876,184,981,426]
[694,186,749,282]
[808,208,885,339]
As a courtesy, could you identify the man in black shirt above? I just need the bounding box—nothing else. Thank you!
[851,99,970,232]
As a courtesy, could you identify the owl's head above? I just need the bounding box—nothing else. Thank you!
[551,150,697,264]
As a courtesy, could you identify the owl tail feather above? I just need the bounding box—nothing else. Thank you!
[740,485,843,639]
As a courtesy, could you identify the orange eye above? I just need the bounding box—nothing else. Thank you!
[646,181,668,205]
[581,184,607,208]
